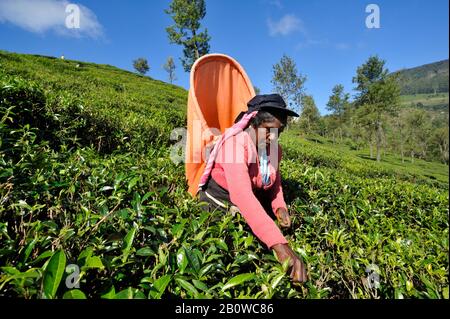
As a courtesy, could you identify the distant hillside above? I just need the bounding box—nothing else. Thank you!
[391,59,449,112]
[399,92,448,112]
[392,59,448,95]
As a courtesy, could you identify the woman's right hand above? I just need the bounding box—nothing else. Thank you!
[272,243,308,283]
[275,207,291,228]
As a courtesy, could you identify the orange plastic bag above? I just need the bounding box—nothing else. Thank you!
[185,54,255,196]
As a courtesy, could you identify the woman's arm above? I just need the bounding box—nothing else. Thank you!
[218,135,288,249]
[218,134,307,282]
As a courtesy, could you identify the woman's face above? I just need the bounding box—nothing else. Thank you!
[253,117,285,147]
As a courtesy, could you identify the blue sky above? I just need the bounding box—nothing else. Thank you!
[0,0,448,115]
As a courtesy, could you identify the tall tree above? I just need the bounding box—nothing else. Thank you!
[326,84,350,116]
[431,126,449,164]
[390,109,409,163]
[133,58,150,75]
[271,54,306,116]
[163,56,177,83]
[322,115,337,142]
[165,0,211,72]
[352,56,400,162]
[299,95,321,135]
[326,84,350,142]
[404,109,431,163]
[353,104,377,158]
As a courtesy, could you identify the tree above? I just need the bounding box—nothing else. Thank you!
[322,114,340,144]
[163,56,177,83]
[404,109,431,163]
[271,54,306,116]
[326,84,350,142]
[299,95,321,135]
[431,126,449,164]
[352,56,400,162]
[326,84,350,116]
[165,0,211,72]
[133,58,150,75]
[390,109,409,163]
[253,86,261,95]
[352,104,377,158]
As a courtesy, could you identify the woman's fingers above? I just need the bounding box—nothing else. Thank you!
[290,258,308,283]
[273,244,307,283]
[277,210,291,228]
[298,259,307,282]
[282,212,291,228]
[290,259,301,282]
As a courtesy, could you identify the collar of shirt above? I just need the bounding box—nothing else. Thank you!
[259,152,270,186]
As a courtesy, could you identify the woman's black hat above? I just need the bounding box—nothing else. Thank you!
[234,93,299,123]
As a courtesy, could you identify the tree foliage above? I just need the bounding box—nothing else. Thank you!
[325,84,351,143]
[165,0,211,72]
[163,56,177,84]
[271,54,306,116]
[327,84,350,116]
[133,58,150,75]
[352,56,401,161]
[299,95,321,134]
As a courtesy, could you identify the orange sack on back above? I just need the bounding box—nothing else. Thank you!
[185,54,255,196]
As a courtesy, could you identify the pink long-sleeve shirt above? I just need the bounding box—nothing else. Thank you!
[210,130,289,249]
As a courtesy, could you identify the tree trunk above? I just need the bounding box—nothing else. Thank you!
[400,143,404,163]
[376,143,381,162]
[411,151,415,163]
[376,121,382,162]
[192,29,200,60]
[369,142,373,159]
[194,47,200,60]
[439,144,449,164]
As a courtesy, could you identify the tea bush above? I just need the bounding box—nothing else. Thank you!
[0,51,448,299]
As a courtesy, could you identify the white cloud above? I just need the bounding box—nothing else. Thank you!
[267,14,305,37]
[0,0,103,38]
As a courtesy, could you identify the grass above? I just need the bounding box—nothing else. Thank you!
[280,131,449,189]
[400,93,449,111]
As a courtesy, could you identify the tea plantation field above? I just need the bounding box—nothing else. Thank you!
[0,50,448,299]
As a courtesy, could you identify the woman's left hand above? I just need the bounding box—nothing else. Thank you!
[275,207,291,228]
